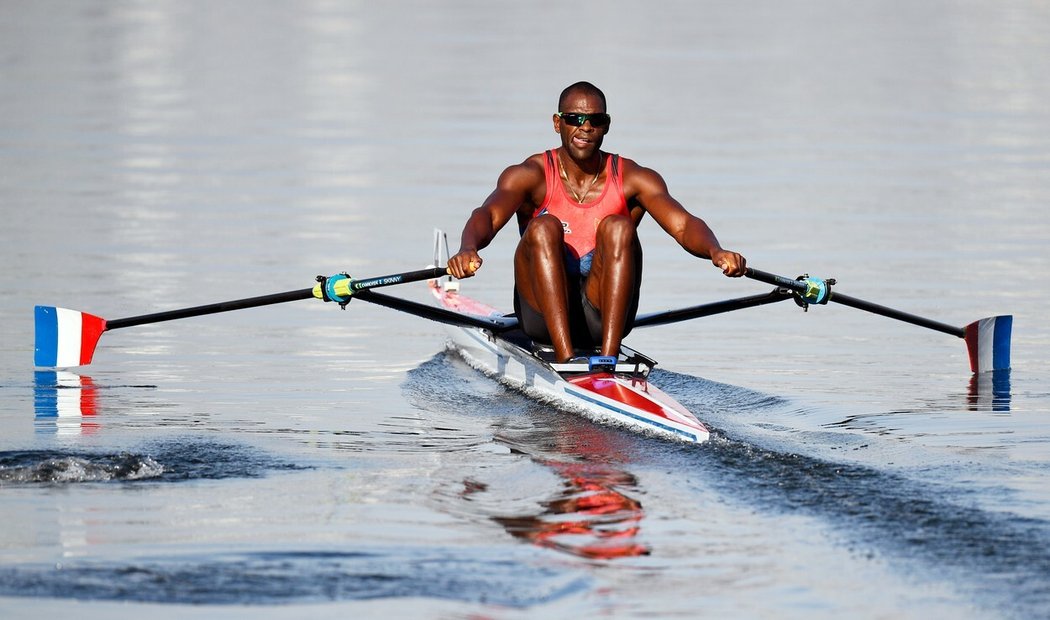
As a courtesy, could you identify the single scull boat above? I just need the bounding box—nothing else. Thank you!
[428,272,711,444]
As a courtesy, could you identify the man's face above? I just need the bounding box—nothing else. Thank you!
[554,91,609,160]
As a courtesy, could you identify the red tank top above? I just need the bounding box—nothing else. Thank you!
[531,149,627,275]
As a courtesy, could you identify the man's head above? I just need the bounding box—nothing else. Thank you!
[554,82,610,160]
[558,81,607,112]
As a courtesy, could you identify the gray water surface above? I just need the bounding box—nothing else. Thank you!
[2,2,1049,618]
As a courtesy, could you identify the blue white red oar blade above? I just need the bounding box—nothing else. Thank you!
[964,315,1012,373]
[34,306,107,368]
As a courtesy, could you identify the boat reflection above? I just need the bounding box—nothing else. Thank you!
[489,460,649,560]
[34,370,100,435]
[462,423,650,561]
[967,369,1011,412]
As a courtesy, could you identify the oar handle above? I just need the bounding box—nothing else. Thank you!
[745,268,812,293]
[312,267,448,304]
[745,268,833,306]
[745,267,964,338]
[349,267,449,293]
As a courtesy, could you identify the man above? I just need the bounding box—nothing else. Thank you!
[447,81,747,365]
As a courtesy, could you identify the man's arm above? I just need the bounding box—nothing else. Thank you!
[447,158,543,279]
[626,161,747,277]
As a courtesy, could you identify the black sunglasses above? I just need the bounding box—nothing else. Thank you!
[557,112,611,128]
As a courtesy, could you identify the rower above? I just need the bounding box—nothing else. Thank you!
[446,81,747,363]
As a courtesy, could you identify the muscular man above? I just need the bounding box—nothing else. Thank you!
[447,81,746,364]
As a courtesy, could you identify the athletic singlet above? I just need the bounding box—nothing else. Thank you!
[528,148,627,276]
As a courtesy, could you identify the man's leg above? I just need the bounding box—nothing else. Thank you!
[585,215,640,357]
[515,215,575,362]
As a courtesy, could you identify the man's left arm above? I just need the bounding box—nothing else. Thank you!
[629,163,747,277]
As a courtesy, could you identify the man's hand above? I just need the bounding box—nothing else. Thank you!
[712,249,747,277]
[448,250,483,279]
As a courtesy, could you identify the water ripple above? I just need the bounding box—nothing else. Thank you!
[0,440,307,486]
[0,547,589,606]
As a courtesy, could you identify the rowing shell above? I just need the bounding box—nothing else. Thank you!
[429,278,711,444]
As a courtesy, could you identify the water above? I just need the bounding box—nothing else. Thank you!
[2,1,1050,617]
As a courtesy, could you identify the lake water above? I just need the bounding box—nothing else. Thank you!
[2,1,1049,618]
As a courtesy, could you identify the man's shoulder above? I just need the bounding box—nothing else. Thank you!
[615,154,650,173]
[492,152,548,200]
[500,152,547,181]
[617,155,663,183]
[615,155,669,202]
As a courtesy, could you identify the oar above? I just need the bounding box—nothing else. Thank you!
[745,268,1012,373]
[632,290,794,328]
[34,267,448,368]
[353,289,519,332]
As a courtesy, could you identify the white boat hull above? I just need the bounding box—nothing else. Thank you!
[432,283,710,444]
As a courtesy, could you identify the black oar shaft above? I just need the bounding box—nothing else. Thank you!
[355,289,519,332]
[106,288,316,330]
[105,267,449,331]
[745,268,964,338]
[828,292,964,338]
[632,290,792,329]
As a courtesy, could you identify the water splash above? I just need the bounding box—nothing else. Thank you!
[0,452,163,484]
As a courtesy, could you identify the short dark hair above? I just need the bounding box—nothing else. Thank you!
[558,82,607,112]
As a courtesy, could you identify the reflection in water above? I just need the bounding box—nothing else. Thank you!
[485,461,649,560]
[968,370,1012,412]
[404,352,651,560]
[33,371,100,435]
[461,422,650,561]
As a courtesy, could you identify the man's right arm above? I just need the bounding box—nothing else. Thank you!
[447,159,542,279]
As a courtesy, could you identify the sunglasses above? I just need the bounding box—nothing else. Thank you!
[557,112,611,128]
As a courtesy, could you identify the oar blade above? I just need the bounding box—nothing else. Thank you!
[964,315,1012,373]
[34,306,107,368]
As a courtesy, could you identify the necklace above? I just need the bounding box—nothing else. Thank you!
[558,153,602,203]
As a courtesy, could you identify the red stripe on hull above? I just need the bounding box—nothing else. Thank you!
[568,374,665,416]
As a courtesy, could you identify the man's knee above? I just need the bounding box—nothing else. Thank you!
[522,214,565,246]
[596,214,636,246]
